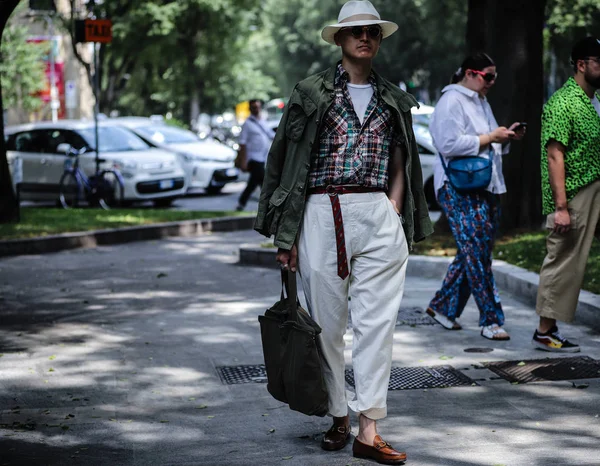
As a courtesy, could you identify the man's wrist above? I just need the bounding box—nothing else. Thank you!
[555,203,568,212]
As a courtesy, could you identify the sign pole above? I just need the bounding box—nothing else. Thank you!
[93,42,100,173]
[44,13,58,122]
[74,17,112,174]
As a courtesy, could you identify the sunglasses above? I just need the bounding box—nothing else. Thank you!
[468,69,498,82]
[341,25,382,39]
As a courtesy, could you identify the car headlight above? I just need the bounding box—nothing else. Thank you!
[112,159,138,170]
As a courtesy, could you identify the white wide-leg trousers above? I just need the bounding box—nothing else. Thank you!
[298,192,408,420]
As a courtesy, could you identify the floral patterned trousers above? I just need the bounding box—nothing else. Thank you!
[428,183,505,327]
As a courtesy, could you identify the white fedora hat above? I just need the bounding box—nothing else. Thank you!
[321,0,398,45]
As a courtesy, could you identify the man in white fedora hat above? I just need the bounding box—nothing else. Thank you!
[255,1,432,463]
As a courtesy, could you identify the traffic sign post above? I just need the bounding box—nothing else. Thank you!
[74,19,112,173]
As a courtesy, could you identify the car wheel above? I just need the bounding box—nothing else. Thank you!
[153,197,175,208]
[205,185,223,195]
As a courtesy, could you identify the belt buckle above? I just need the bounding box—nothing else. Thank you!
[326,185,337,196]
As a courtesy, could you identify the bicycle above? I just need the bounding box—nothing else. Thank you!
[58,147,125,210]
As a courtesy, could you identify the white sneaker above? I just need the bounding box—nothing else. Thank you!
[426,308,462,330]
[481,324,510,340]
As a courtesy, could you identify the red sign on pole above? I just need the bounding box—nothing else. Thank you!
[74,19,112,43]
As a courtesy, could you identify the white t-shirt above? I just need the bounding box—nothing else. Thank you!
[347,83,374,125]
[592,95,600,117]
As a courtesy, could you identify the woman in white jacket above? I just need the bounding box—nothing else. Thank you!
[425,53,525,340]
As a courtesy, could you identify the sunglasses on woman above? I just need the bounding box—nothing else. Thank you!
[469,69,498,82]
[341,25,382,39]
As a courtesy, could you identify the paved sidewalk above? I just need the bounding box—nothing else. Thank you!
[1,230,599,466]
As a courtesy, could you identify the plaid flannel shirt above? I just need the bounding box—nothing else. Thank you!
[308,64,402,189]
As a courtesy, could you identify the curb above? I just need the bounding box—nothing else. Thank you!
[0,215,256,258]
[239,246,600,332]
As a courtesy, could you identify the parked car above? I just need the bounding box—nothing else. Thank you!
[112,117,238,194]
[413,123,438,210]
[411,102,435,127]
[5,120,187,207]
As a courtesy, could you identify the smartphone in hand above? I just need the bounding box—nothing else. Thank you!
[513,122,527,131]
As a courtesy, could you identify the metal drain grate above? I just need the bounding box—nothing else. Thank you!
[217,364,476,389]
[395,307,436,326]
[483,356,600,383]
[216,365,268,384]
[348,307,434,328]
[345,365,476,390]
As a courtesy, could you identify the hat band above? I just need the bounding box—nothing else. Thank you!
[339,14,380,24]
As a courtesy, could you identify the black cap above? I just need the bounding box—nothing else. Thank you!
[571,36,600,62]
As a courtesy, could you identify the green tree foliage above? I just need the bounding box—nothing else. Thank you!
[0,3,46,113]
[546,0,600,90]
[60,0,276,121]
[37,0,600,124]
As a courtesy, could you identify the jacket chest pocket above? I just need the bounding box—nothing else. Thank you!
[286,104,314,142]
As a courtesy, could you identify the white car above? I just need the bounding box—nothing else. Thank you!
[112,117,239,194]
[411,102,435,127]
[413,123,438,210]
[5,120,187,207]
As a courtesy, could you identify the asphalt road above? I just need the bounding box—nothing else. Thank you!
[174,180,259,212]
[1,229,599,465]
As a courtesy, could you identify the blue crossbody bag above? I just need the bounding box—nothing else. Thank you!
[438,153,492,193]
[438,101,495,193]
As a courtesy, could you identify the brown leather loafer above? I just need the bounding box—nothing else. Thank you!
[320,423,351,451]
[353,435,407,464]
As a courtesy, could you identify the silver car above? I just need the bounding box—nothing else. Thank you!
[6,120,187,207]
[111,117,239,194]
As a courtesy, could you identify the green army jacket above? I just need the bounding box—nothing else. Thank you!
[254,64,434,250]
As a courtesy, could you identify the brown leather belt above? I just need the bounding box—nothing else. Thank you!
[307,185,384,280]
[307,185,385,195]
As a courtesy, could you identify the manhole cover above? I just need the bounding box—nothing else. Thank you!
[348,307,434,328]
[483,356,600,383]
[464,347,494,353]
[345,365,476,390]
[216,365,268,384]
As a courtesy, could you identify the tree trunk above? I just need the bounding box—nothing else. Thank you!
[0,0,22,223]
[466,0,546,231]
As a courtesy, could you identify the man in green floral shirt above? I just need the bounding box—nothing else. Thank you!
[532,37,600,352]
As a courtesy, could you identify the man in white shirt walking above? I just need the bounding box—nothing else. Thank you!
[236,99,275,211]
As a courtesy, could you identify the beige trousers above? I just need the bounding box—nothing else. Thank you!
[298,192,408,420]
[536,179,600,322]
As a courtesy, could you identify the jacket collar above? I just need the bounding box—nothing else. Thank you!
[333,63,377,89]
[441,83,486,102]
[320,63,415,113]
[324,62,379,90]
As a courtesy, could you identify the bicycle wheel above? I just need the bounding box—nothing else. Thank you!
[58,172,81,209]
[96,170,125,210]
